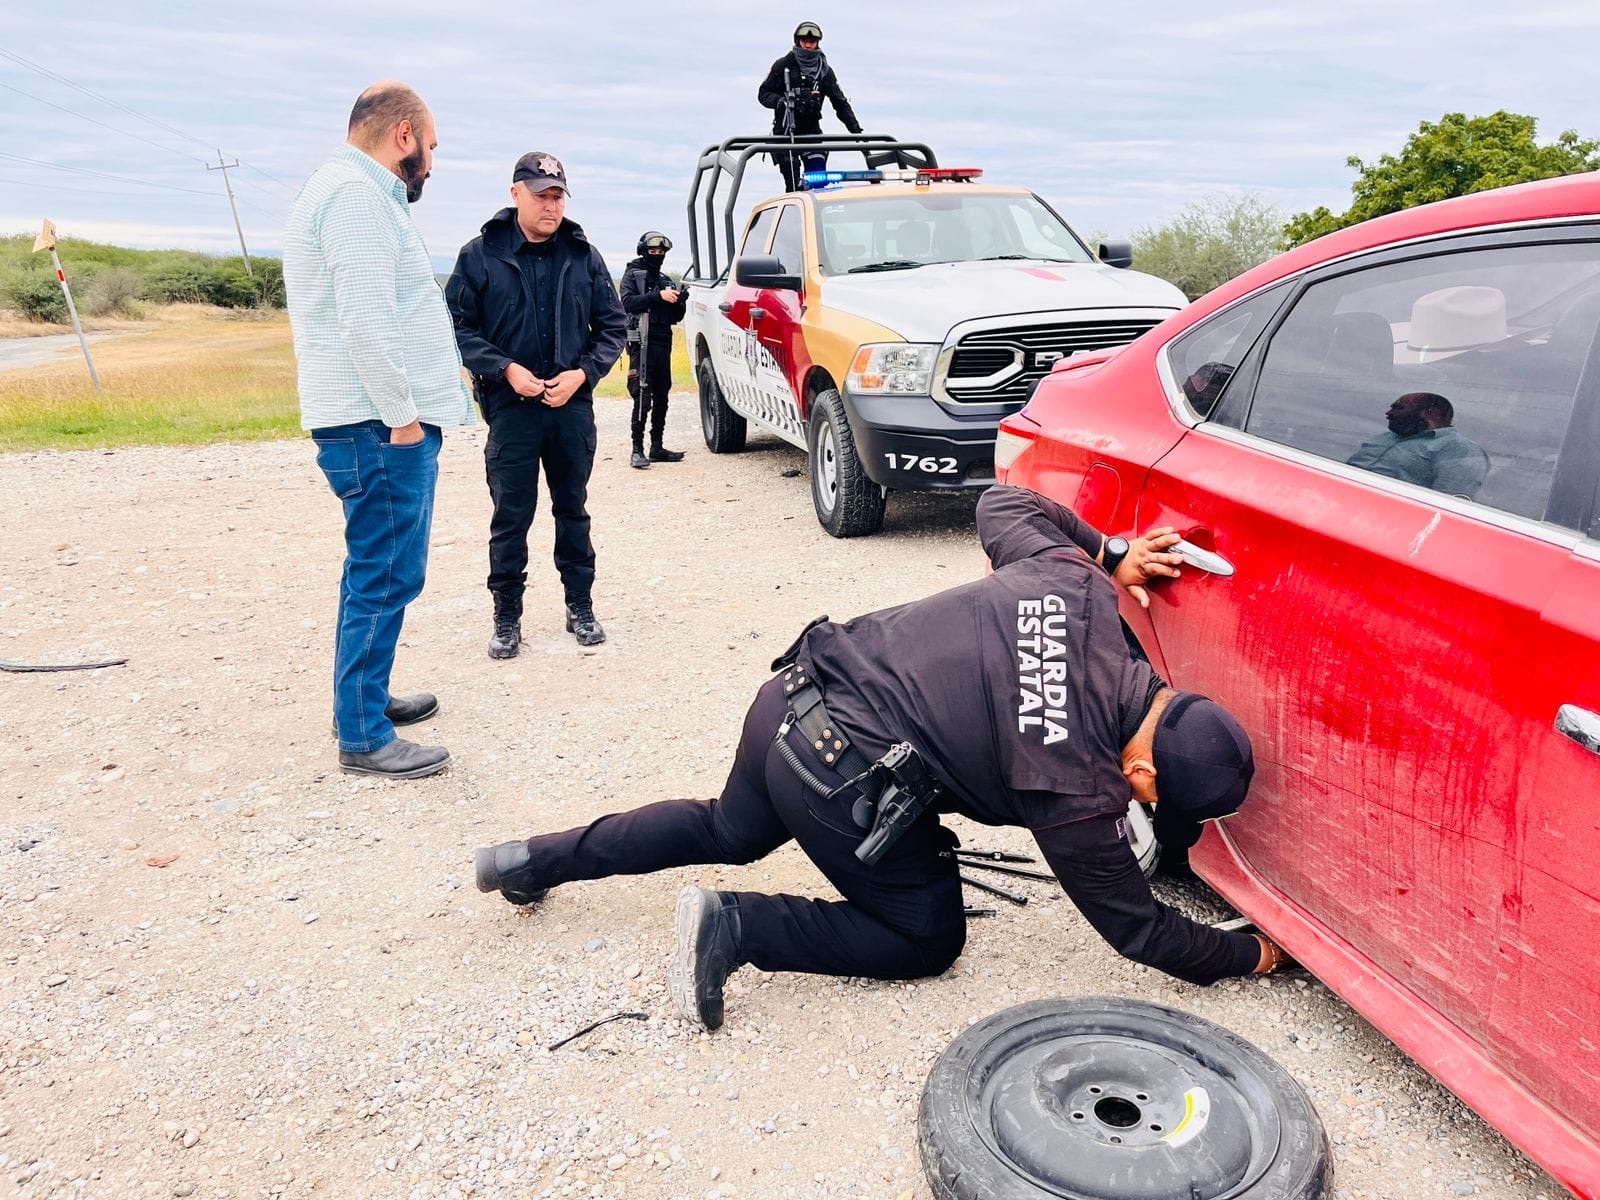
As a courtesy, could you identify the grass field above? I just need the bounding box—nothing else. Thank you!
[0,306,692,452]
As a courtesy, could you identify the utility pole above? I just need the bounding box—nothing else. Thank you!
[207,149,253,277]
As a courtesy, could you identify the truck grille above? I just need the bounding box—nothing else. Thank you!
[944,319,1162,403]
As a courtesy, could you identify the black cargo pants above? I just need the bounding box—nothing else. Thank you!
[518,674,968,979]
[485,399,597,610]
[626,341,674,447]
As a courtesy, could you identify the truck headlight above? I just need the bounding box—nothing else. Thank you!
[847,343,938,394]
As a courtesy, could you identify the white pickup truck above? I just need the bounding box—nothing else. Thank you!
[681,134,1188,536]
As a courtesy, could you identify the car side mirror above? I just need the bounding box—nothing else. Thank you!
[1097,240,1133,270]
[735,254,801,291]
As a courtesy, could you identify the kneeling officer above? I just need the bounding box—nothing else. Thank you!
[475,485,1287,1030]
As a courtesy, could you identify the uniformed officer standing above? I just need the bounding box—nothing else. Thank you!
[620,232,688,470]
[758,21,863,192]
[445,152,626,658]
[475,485,1290,1030]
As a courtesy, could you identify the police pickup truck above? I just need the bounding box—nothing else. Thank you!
[681,134,1188,536]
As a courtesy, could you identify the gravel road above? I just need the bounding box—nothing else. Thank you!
[0,395,1563,1199]
[0,332,114,373]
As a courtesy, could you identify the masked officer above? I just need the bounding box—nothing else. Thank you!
[475,485,1290,1031]
[445,152,627,658]
[758,21,863,192]
[620,232,689,470]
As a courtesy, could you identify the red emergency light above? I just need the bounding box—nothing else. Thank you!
[915,167,983,183]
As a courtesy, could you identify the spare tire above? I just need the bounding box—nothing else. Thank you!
[919,997,1331,1200]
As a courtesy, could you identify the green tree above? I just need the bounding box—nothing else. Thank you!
[1131,194,1286,301]
[1285,111,1600,247]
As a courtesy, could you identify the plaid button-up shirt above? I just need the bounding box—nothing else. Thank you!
[283,143,473,431]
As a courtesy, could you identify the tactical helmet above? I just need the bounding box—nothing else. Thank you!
[637,231,672,256]
[793,21,823,42]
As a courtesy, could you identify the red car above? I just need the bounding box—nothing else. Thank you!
[998,172,1600,1198]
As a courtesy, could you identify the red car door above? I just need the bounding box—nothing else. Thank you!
[1135,229,1600,1147]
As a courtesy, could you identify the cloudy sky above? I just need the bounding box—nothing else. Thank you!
[2,0,1598,273]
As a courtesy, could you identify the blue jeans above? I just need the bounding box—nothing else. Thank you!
[311,421,441,753]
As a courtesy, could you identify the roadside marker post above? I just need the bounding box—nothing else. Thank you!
[32,219,102,393]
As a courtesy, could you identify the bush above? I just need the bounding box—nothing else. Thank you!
[79,267,145,318]
[1131,194,1286,301]
[144,261,259,308]
[2,273,69,323]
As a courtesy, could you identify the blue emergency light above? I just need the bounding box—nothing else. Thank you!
[802,169,883,189]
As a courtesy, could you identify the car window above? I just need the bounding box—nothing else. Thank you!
[1164,281,1293,418]
[740,208,778,258]
[815,192,1094,274]
[770,205,804,275]
[1243,240,1600,526]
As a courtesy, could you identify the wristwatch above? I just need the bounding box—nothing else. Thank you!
[1101,535,1131,576]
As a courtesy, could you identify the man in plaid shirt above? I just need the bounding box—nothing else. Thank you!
[283,82,473,780]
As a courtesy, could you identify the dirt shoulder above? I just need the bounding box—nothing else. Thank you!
[0,397,1558,1200]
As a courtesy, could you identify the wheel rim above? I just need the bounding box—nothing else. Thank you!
[936,1003,1297,1200]
[1125,801,1158,873]
[815,420,839,514]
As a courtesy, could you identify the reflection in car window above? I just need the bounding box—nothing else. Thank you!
[1245,240,1600,526]
[1164,281,1292,417]
[740,208,778,258]
[770,206,804,276]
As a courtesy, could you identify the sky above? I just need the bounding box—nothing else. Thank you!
[2,0,1599,274]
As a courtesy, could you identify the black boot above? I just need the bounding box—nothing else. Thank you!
[488,594,521,660]
[565,601,606,646]
[670,886,743,1030]
[630,443,651,470]
[648,439,685,463]
[474,840,548,906]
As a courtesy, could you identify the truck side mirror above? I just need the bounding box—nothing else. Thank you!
[1097,240,1134,270]
[735,254,802,291]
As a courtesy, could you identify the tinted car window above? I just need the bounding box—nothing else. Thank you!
[740,207,778,258]
[1244,240,1600,525]
[770,205,804,275]
[1164,281,1292,417]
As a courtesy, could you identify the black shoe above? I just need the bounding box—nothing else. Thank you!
[565,603,606,646]
[648,444,686,463]
[338,738,451,780]
[331,692,438,738]
[474,840,549,906]
[630,450,652,470]
[669,886,743,1031]
[488,616,521,659]
[386,692,438,726]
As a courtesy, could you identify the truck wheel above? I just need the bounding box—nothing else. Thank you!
[698,360,746,454]
[808,389,885,538]
[919,997,1332,1200]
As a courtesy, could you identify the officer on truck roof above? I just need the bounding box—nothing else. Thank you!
[474,484,1290,1032]
[758,21,863,192]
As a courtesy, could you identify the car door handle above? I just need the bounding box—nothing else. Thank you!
[718,301,733,314]
[748,306,767,323]
[1171,538,1235,577]
[1556,705,1600,754]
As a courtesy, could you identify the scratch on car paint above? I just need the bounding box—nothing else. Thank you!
[1407,512,1442,558]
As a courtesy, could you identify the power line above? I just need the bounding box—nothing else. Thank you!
[0,43,219,153]
[0,78,211,166]
[0,151,219,197]
[0,42,294,192]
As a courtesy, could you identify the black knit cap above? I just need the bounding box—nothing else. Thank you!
[1151,692,1255,849]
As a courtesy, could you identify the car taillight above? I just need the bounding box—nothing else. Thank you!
[994,423,1037,477]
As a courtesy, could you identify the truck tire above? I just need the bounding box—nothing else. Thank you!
[698,359,746,454]
[808,388,885,538]
[919,997,1331,1200]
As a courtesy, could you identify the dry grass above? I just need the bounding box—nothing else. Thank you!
[0,305,690,452]
[0,308,299,451]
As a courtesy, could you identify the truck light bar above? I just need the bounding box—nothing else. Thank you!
[802,169,884,188]
[916,167,983,182]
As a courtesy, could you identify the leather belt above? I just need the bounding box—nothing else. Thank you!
[780,669,872,782]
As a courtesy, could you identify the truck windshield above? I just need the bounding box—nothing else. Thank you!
[815,192,1094,275]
